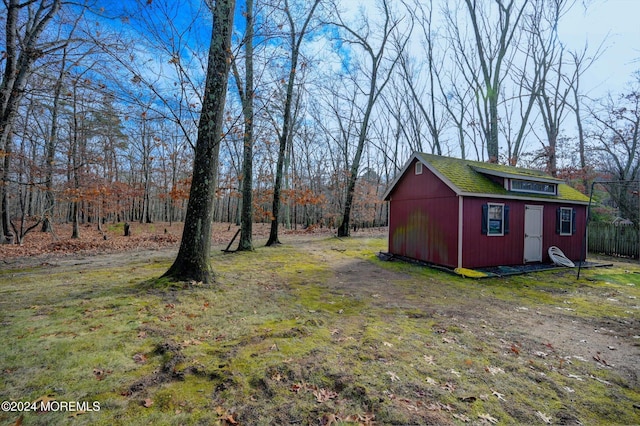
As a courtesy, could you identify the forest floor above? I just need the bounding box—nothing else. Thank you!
[0,223,639,425]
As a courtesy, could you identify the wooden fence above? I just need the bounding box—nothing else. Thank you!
[588,222,639,258]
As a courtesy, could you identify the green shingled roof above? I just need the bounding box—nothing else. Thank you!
[415,153,590,203]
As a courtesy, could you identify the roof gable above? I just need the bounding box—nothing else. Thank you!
[383,152,590,204]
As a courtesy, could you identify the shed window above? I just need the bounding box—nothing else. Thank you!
[415,162,423,175]
[510,179,557,195]
[557,207,576,236]
[482,203,509,236]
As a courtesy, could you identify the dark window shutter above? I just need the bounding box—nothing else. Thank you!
[481,204,488,235]
[556,207,561,234]
[504,205,510,234]
[572,209,577,235]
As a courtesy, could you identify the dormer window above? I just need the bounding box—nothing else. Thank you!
[469,165,561,197]
[510,179,557,195]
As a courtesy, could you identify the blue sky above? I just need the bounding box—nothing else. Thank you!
[235,0,639,95]
[115,0,639,99]
[558,0,640,96]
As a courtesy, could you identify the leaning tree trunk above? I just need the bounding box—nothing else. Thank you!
[162,0,235,284]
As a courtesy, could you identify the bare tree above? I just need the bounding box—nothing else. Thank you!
[398,0,447,155]
[265,0,321,246]
[1,0,65,242]
[588,74,640,227]
[41,10,85,233]
[163,0,236,283]
[446,0,529,162]
[330,0,409,237]
[438,65,476,159]
[563,44,604,188]
[231,0,256,251]
[521,0,600,175]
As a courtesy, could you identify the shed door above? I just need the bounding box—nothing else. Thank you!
[524,205,543,262]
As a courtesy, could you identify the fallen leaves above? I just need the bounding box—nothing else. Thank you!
[386,371,400,382]
[441,381,456,393]
[478,413,499,424]
[313,388,338,403]
[0,222,190,261]
[215,406,239,425]
[491,389,506,401]
[4,225,636,426]
[321,412,375,425]
[181,338,202,348]
[453,413,471,422]
[132,353,147,364]
[391,394,455,415]
[593,352,611,367]
[93,368,112,381]
[291,382,339,404]
[536,411,553,424]
[510,343,520,356]
[589,374,613,386]
[485,366,505,375]
[32,394,56,408]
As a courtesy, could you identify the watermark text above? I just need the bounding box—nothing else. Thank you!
[1,400,100,412]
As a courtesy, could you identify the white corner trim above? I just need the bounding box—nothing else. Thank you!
[458,195,464,268]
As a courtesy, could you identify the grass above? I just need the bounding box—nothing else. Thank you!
[1,235,639,425]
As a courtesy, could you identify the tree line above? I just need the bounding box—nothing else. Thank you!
[1,0,638,260]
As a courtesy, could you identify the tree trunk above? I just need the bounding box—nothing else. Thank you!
[266,131,288,246]
[237,0,254,251]
[0,0,62,240]
[1,135,12,240]
[162,0,235,283]
[71,201,79,239]
[266,0,321,247]
[460,0,527,163]
[334,0,402,237]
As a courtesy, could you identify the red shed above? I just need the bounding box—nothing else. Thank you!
[383,153,590,269]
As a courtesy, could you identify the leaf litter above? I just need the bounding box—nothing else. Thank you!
[1,230,639,425]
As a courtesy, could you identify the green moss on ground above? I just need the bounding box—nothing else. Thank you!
[0,235,638,425]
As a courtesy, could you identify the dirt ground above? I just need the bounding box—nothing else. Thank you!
[301,239,640,392]
[2,222,639,418]
[2,222,638,380]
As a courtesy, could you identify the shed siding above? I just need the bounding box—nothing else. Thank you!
[542,204,587,262]
[388,160,458,268]
[390,159,455,200]
[462,198,524,268]
[461,198,587,268]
